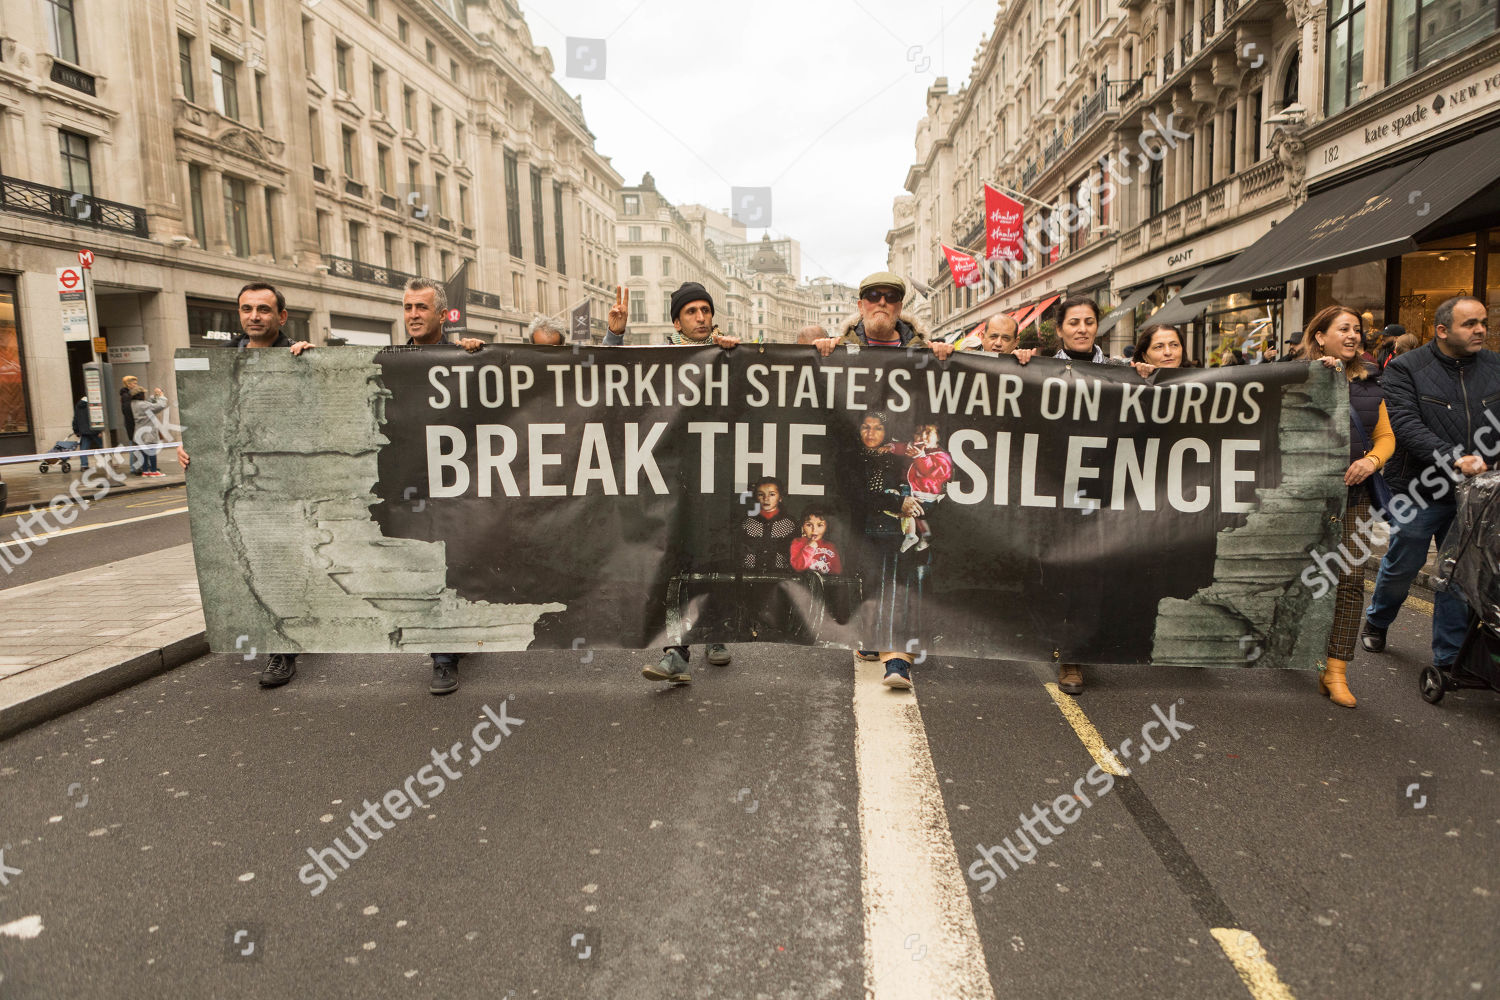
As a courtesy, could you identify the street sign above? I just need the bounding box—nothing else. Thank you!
[78,249,95,269]
[107,344,151,364]
[58,266,90,342]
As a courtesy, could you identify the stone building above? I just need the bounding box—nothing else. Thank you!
[889,0,1499,359]
[0,0,621,458]
[614,174,728,344]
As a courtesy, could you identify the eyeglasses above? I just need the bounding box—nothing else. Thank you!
[861,289,902,305]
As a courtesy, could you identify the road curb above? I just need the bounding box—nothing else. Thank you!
[0,629,207,741]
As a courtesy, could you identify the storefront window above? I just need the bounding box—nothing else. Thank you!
[0,281,33,443]
[187,298,310,348]
[1388,0,1500,84]
[1487,230,1500,352]
[1397,234,1478,342]
[1316,259,1386,340]
[1205,294,1282,363]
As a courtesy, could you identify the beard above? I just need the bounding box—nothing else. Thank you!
[864,313,896,339]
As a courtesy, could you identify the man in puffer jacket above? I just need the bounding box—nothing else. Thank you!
[1363,296,1500,673]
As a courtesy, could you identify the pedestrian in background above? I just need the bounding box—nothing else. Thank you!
[1131,322,1183,377]
[1363,296,1500,679]
[119,375,142,474]
[130,386,169,477]
[72,396,101,471]
[1303,306,1394,707]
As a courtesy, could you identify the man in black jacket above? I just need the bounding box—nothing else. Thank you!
[1363,296,1499,671]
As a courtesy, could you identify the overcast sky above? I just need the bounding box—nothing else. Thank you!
[522,0,1001,286]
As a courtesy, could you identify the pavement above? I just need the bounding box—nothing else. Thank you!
[0,452,186,514]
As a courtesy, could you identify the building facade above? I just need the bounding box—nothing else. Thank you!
[890,0,1499,359]
[614,174,728,344]
[0,0,621,457]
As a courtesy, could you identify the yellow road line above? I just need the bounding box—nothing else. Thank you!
[1042,681,1129,776]
[1212,928,1297,1000]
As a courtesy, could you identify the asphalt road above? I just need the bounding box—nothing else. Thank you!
[0,595,1495,999]
[0,485,190,590]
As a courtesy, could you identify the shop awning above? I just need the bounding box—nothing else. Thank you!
[1184,126,1500,302]
[1098,282,1163,335]
[1019,294,1061,330]
[1144,267,1226,328]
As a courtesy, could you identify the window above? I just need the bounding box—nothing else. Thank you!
[47,0,78,65]
[254,73,266,129]
[402,87,416,131]
[629,255,643,276]
[413,242,426,275]
[450,59,460,83]
[188,164,206,248]
[1147,157,1164,216]
[179,34,196,102]
[662,256,672,277]
[308,108,324,164]
[341,127,358,178]
[459,184,470,224]
[367,0,379,17]
[554,182,566,275]
[663,293,674,323]
[537,280,547,314]
[58,129,92,196]
[1389,0,1498,82]
[371,65,386,115]
[301,17,315,74]
[629,292,647,322]
[1226,107,1238,174]
[223,176,250,258]
[531,168,547,267]
[264,189,277,261]
[377,144,391,192]
[660,227,669,241]
[504,153,524,258]
[1325,0,1365,115]
[434,173,446,216]
[440,250,451,277]
[212,53,240,120]
[425,40,437,64]
[384,233,396,269]
[430,104,441,147]
[453,122,465,159]
[336,42,351,93]
[249,0,260,28]
[623,194,640,215]
[397,17,409,43]
[512,272,524,308]
[627,225,641,242]
[348,221,364,262]
[317,210,330,252]
[1281,53,1301,109]
[1250,91,1264,161]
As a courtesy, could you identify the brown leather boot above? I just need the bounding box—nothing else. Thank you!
[1057,663,1084,695]
[1319,657,1356,708]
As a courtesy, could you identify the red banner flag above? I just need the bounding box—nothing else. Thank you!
[941,244,983,287]
[984,185,1025,261]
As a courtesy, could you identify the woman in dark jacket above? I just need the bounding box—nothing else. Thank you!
[848,411,927,688]
[1303,306,1395,707]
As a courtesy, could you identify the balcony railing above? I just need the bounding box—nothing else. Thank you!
[323,254,418,289]
[461,225,474,240]
[1113,75,1146,104]
[0,173,148,238]
[312,165,328,184]
[1163,48,1174,75]
[1020,159,1039,191]
[1201,7,1216,38]
[437,217,453,232]
[467,289,501,310]
[1223,0,1240,15]
[1181,31,1195,59]
[380,193,398,211]
[50,61,96,96]
[344,179,365,198]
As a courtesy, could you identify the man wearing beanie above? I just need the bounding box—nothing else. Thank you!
[813,271,953,691]
[639,281,741,686]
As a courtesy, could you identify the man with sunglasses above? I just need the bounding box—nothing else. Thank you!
[814,272,953,689]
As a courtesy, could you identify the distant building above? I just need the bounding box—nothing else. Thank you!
[615,174,727,343]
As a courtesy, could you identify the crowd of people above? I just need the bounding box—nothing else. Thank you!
[183,269,1495,707]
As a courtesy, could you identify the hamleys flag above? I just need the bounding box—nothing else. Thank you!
[984,185,1024,261]
[941,244,983,287]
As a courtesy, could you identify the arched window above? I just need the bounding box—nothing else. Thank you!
[1280,51,1300,109]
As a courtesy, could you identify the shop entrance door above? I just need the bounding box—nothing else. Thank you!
[0,275,36,457]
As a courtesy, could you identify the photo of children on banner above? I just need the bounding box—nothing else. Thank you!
[790,509,842,574]
[847,411,932,654]
[742,476,798,571]
[889,423,953,552]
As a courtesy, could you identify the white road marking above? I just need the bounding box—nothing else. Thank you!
[0,915,43,939]
[853,661,997,1000]
[0,507,188,548]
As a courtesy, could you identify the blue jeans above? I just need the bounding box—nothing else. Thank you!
[78,433,101,470]
[1365,500,1468,667]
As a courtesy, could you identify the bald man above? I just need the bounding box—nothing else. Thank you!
[796,325,827,345]
[981,315,1019,354]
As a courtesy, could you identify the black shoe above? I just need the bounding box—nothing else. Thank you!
[1360,620,1387,653]
[706,643,731,666]
[259,653,297,688]
[429,655,460,695]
